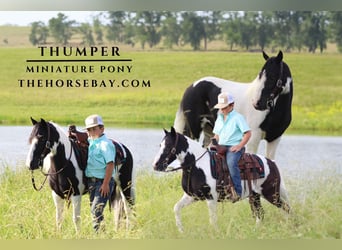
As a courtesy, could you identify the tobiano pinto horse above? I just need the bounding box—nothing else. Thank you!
[26,118,135,232]
[174,51,293,160]
[153,127,290,232]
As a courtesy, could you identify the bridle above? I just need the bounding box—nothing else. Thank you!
[267,61,284,111]
[162,132,208,172]
[31,122,72,191]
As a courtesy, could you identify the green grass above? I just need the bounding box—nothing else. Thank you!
[0,167,341,239]
[0,48,341,134]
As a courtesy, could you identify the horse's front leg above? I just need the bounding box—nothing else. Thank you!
[266,136,281,160]
[52,191,64,231]
[70,195,82,233]
[246,129,262,155]
[206,199,218,231]
[174,193,195,233]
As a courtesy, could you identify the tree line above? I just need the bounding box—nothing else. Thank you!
[29,11,342,53]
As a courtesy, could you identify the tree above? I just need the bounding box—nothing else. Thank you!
[239,12,257,50]
[106,11,127,43]
[181,12,205,50]
[93,16,104,45]
[135,11,162,49]
[48,13,75,45]
[29,21,49,45]
[302,11,328,53]
[330,12,342,53]
[161,12,182,48]
[222,12,242,51]
[201,11,222,50]
[255,11,274,50]
[78,23,95,45]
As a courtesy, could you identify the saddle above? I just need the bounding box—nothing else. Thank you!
[68,125,126,170]
[209,144,265,201]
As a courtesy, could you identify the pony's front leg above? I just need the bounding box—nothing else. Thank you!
[52,191,64,231]
[70,195,82,233]
[174,193,195,233]
[206,199,218,231]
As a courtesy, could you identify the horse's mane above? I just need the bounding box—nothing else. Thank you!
[49,121,70,144]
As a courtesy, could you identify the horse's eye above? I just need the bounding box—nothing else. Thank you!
[37,134,43,140]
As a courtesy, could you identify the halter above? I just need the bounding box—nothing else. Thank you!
[267,61,284,110]
[163,132,208,172]
[31,122,72,191]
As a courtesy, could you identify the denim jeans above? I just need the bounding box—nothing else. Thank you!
[225,147,244,196]
[88,177,114,231]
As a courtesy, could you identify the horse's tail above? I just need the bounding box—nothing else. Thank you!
[174,107,186,134]
[110,143,135,230]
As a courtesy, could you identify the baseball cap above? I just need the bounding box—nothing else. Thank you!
[84,114,104,129]
[214,92,234,109]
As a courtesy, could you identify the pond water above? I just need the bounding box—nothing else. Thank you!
[1,126,341,179]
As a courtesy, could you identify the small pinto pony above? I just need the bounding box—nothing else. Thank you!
[26,118,135,232]
[174,51,293,159]
[153,127,290,232]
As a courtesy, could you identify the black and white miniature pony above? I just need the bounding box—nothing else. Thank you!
[26,118,135,232]
[153,127,290,232]
[174,51,293,159]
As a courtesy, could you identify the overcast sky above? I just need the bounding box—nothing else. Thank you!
[0,11,105,26]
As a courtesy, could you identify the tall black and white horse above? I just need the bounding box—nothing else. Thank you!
[153,127,290,232]
[26,118,135,232]
[174,51,293,159]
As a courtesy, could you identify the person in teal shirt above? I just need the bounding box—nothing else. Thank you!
[85,114,116,232]
[213,92,251,202]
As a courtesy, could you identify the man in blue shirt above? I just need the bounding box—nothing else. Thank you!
[213,92,251,202]
[85,114,116,232]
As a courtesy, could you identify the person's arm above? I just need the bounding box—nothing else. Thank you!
[99,161,114,197]
[230,130,251,152]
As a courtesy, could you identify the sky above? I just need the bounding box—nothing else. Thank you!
[0,11,105,26]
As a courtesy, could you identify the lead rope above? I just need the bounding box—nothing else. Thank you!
[31,170,48,191]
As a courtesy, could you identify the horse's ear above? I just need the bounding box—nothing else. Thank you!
[163,128,168,135]
[31,117,37,125]
[170,126,176,136]
[262,51,269,61]
[40,118,47,126]
[275,50,283,63]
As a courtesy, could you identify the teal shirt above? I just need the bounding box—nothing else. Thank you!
[85,134,116,179]
[213,110,250,146]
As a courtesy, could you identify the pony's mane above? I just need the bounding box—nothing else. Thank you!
[49,121,69,142]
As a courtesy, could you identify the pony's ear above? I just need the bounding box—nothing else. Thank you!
[163,128,168,135]
[275,50,283,63]
[40,118,47,126]
[262,51,269,61]
[30,117,37,125]
[170,126,176,136]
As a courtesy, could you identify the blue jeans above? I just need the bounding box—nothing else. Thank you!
[88,177,114,231]
[226,147,244,196]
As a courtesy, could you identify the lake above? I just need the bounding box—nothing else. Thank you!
[1,126,341,179]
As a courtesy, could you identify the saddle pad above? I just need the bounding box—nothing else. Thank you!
[238,153,265,180]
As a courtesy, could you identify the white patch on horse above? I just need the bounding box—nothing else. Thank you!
[25,137,38,168]
[281,77,292,95]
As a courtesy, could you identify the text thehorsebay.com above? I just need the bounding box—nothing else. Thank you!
[19,46,151,88]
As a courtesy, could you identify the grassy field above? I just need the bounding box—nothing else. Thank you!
[0,47,341,135]
[0,167,341,239]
